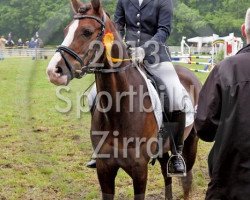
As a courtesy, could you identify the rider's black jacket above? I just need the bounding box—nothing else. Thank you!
[114,0,173,64]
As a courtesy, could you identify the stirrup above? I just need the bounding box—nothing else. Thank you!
[167,154,187,177]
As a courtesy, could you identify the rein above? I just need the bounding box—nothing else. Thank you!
[56,13,132,79]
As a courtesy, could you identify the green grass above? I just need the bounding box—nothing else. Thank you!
[0,57,212,199]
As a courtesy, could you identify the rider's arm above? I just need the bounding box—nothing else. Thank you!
[195,66,222,142]
[151,0,173,44]
[114,0,125,39]
[142,0,173,56]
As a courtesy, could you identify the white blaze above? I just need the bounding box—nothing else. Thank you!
[47,20,79,72]
[62,20,79,46]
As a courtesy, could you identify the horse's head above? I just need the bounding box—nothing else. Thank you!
[47,0,108,85]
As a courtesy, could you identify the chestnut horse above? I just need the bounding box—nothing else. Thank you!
[46,0,201,199]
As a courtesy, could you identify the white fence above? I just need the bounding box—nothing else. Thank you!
[0,47,56,59]
[169,46,212,55]
[0,46,213,59]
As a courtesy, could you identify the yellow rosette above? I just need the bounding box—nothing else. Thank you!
[103,32,131,63]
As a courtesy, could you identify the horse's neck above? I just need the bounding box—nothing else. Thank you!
[95,60,133,96]
[94,23,149,114]
[96,27,134,94]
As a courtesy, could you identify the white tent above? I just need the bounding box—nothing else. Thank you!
[187,34,219,53]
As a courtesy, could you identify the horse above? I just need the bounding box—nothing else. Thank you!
[46,0,202,199]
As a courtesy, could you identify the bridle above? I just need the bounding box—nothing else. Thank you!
[56,14,105,79]
[56,13,132,79]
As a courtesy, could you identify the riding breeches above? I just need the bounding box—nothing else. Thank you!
[149,61,193,113]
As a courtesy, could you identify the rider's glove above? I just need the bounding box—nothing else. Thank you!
[130,47,145,63]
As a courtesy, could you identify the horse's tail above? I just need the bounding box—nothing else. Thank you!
[183,127,198,172]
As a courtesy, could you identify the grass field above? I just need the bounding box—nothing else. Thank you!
[0,57,212,200]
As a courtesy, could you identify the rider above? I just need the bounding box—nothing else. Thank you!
[87,0,194,176]
[17,38,24,48]
[7,32,14,46]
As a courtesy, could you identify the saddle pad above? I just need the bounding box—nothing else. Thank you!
[136,67,163,130]
[136,67,194,129]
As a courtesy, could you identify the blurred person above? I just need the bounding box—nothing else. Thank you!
[25,39,29,47]
[0,35,7,60]
[28,37,37,60]
[17,38,24,56]
[28,37,37,48]
[17,38,24,48]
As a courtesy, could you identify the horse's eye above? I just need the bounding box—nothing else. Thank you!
[82,29,93,38]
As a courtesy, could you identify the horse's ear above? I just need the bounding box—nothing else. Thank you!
[91,0,101,13]
[71,0,82,14]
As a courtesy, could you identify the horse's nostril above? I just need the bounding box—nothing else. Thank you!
[55,66,63,74]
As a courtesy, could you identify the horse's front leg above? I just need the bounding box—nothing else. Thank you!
[123,154,149,200]
[96,159,119,200]
[131,164,148,200]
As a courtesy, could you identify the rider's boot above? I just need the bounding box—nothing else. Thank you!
[86,150,97,168]
[167,110,187,177]
[86,158,96,168]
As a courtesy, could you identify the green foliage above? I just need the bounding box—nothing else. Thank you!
[215,50,225,63]
[169,2,210,45]
[0,0,70,44]
[0,0,248,45]
[169,0,248,45]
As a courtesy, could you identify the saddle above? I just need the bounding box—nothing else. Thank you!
[142,64,177,133]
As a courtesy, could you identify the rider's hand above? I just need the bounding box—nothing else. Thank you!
[130,47,145,63]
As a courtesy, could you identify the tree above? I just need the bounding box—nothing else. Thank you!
[0,0,248,45]
[0,0,70,44]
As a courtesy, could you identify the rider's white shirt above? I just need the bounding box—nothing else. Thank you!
[139,0,143,6]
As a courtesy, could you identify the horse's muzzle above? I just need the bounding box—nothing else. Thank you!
[46,67,68,86]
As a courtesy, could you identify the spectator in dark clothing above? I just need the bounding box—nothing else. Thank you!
[195,8,250,200]
[17,38,24,48]
[28,37,37,48]
[28,37,37,60]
